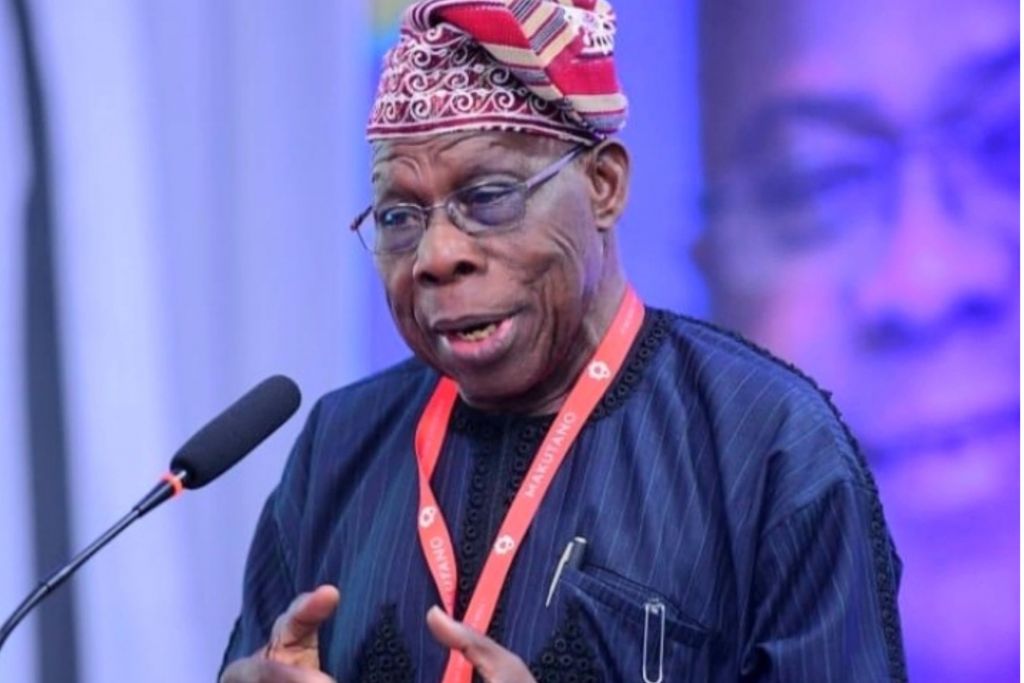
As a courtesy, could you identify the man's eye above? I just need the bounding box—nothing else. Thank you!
[458,184,524,227]
[755,162,878,211]
[971,115,1020,190]
[377,206,422,230]
[461,184,518,207]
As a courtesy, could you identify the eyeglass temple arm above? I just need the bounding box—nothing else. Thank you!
[523,144,590,190]
[350,204,373,232]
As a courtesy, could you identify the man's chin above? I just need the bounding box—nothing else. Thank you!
[879,428,1020,680]
[448,367,541,412]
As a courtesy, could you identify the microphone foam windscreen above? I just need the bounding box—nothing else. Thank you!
[169,375,301,489]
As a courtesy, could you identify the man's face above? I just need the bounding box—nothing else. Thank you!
[370,131,605,412]
[698,0,1018,677]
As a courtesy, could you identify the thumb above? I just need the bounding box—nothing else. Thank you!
[426,606,535,682]
[266,585,340,668]
[425,605,476,652]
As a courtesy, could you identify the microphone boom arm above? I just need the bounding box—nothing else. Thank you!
[0,374,299,656]
[0,470,187,651]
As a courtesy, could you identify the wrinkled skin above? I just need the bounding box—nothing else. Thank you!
[222,131,632,681]
[371,131,630,415]
[697,0,1019,679]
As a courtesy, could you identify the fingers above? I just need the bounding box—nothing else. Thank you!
[271,585,340,649]
[426,606,536,683]
[265,585,340,669]
[220,657,336,683]
[425,605,478,652]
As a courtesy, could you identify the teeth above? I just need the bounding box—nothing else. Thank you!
[455,322,497,341]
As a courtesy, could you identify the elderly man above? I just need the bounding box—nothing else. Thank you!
[221,1,905,681]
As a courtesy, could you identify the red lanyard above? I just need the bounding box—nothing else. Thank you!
[414,286,645,683]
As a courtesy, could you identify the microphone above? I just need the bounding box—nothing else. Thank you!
[0,375,301,652]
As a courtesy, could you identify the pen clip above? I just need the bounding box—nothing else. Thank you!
[642,598,665,683]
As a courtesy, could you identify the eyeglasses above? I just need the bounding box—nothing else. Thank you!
[702,91,1019,253]
[351,144,587,254]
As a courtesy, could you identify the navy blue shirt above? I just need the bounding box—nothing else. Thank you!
[222,309,907,681]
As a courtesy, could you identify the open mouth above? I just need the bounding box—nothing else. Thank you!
[449,321,499,342]
[434,314,518,365]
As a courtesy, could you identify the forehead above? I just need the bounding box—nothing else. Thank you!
[371,131,563,185]
[703,0,1018,125]
[773,0,1018,118]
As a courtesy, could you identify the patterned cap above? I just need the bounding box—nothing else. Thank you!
[367,0,628,144]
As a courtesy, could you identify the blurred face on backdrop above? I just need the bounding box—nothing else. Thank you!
[697,0,1019,679]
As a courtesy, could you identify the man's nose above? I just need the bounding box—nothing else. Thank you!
[412,208,486,285]
[849,155,1015,348]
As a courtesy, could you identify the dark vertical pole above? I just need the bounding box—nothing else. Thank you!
[8,0,81,681]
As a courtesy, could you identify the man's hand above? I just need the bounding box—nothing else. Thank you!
[426,606,537,683]
[220,585,340,683]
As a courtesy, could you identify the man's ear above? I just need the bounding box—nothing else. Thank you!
[585,139,630,231]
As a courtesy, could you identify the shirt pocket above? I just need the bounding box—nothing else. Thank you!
[555,565,712,682]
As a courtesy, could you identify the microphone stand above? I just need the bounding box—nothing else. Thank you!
[0,470,188,651]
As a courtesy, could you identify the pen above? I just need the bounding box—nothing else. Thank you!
[545,536,587,607]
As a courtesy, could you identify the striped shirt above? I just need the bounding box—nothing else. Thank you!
[222,308,907,681]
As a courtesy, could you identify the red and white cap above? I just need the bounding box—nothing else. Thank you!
[367,0,628,144]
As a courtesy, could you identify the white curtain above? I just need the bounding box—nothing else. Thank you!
[0,5,36,680]
[4,2,380,681]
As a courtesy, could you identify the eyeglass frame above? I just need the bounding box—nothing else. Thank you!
[350,143,590,254]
